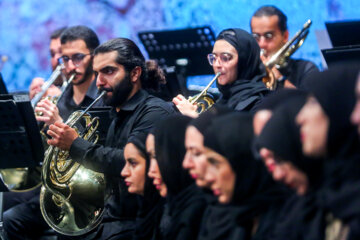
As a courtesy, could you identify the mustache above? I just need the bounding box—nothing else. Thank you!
[98,86,113,93]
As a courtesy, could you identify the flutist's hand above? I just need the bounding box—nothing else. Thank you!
[172,94,199,118]
[35,99,63,125]
[47,122,78,150]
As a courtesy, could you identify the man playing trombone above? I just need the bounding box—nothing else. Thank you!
[250,5,318,89]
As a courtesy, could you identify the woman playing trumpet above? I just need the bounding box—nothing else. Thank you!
[173,28,269,117]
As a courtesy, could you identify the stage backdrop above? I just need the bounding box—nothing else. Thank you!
[0,0,358,92]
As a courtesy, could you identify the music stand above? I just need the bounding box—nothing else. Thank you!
[325,20,360,47]
[321,46,360,68]
[138,26,216,97]
[0,94,44,240]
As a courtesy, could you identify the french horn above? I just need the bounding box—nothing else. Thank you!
[40,91,108,236]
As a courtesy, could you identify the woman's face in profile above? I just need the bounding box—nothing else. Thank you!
[146,134,168,197]
[211,39,238,86]
[296,96,329,157]
[121,143,146,195]
[204,147,235,204]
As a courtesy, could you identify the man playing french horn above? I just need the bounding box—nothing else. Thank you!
[4,25,105,240]
[46,38,175,239]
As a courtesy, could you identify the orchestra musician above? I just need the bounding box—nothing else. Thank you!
[250,5,319,89]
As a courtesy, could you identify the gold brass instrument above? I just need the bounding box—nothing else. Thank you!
[262,19,312,90]
[40,91,108,236]
[188,72,221,113]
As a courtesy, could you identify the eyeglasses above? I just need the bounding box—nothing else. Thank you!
[252,32,274,42]
[207,53,233,66]
[60,53,91,67]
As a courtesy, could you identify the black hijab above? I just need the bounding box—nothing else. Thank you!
[189,104,233,135]
[256,92,327,240]
[256,92,324,188]
[203,112,289,239]
[302,63,360,160]
[127,132,164,240]
[255,88,307,111]
[215,28,268,111]
[303,64,360,239]
[154,115,208,240]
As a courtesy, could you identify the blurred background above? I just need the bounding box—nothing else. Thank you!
[0,0,359,92]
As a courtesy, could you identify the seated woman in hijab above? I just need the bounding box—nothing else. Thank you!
[256,92,327,240]
[121,132,164,240]
[203,112,289,240]
[182,105,248,240]
[173,28,269,117]
[296,64,360,239]
[147,115,208,240]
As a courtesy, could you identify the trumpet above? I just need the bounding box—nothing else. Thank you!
[40,91,108,236]
[31,63,65,108]
[262,19,312,90]
[188,72,221,114]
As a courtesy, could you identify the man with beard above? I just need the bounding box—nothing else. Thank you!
[46,38,175,239]
[35,25,104,124]
[3,25,103,240]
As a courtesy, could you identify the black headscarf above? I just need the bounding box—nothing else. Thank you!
[302,63,360,159]
[189,104,233,135]
[203,112,289,239]
[125,132,165,240]
[154,115,208,240]
[255,88,307,111]
[256,92,324,188]
[215,28,269,111]
[302,64,360,239]
[256,92,327,240]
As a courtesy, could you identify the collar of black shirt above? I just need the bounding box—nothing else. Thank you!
[115,89,149,114]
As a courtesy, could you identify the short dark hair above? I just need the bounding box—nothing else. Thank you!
[94,38,165,91]
[60,25,100,52]
[50,27,67,40]
[252,5,288,33]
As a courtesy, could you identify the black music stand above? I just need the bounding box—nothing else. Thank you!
[138,26,216,97]
[322,46,360,68]
[0,94,44,240]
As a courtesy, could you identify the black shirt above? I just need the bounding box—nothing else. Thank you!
[57,78,105,121]
[69,89,176,220]
[278,58,319,89]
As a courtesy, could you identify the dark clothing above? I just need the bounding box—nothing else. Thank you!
[270,193,326,240]
[164,184,208,240]
[69,89,175,238]
[57,79,105,121]
[215,28,269,112]
[4,79,103,240]
[153,115,208,239]
[278,58,319,89]
[198,198,246,240]
[203,113,290,239]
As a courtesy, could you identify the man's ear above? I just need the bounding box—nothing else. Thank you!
[130,66,142,83]
[283,30,289,44]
